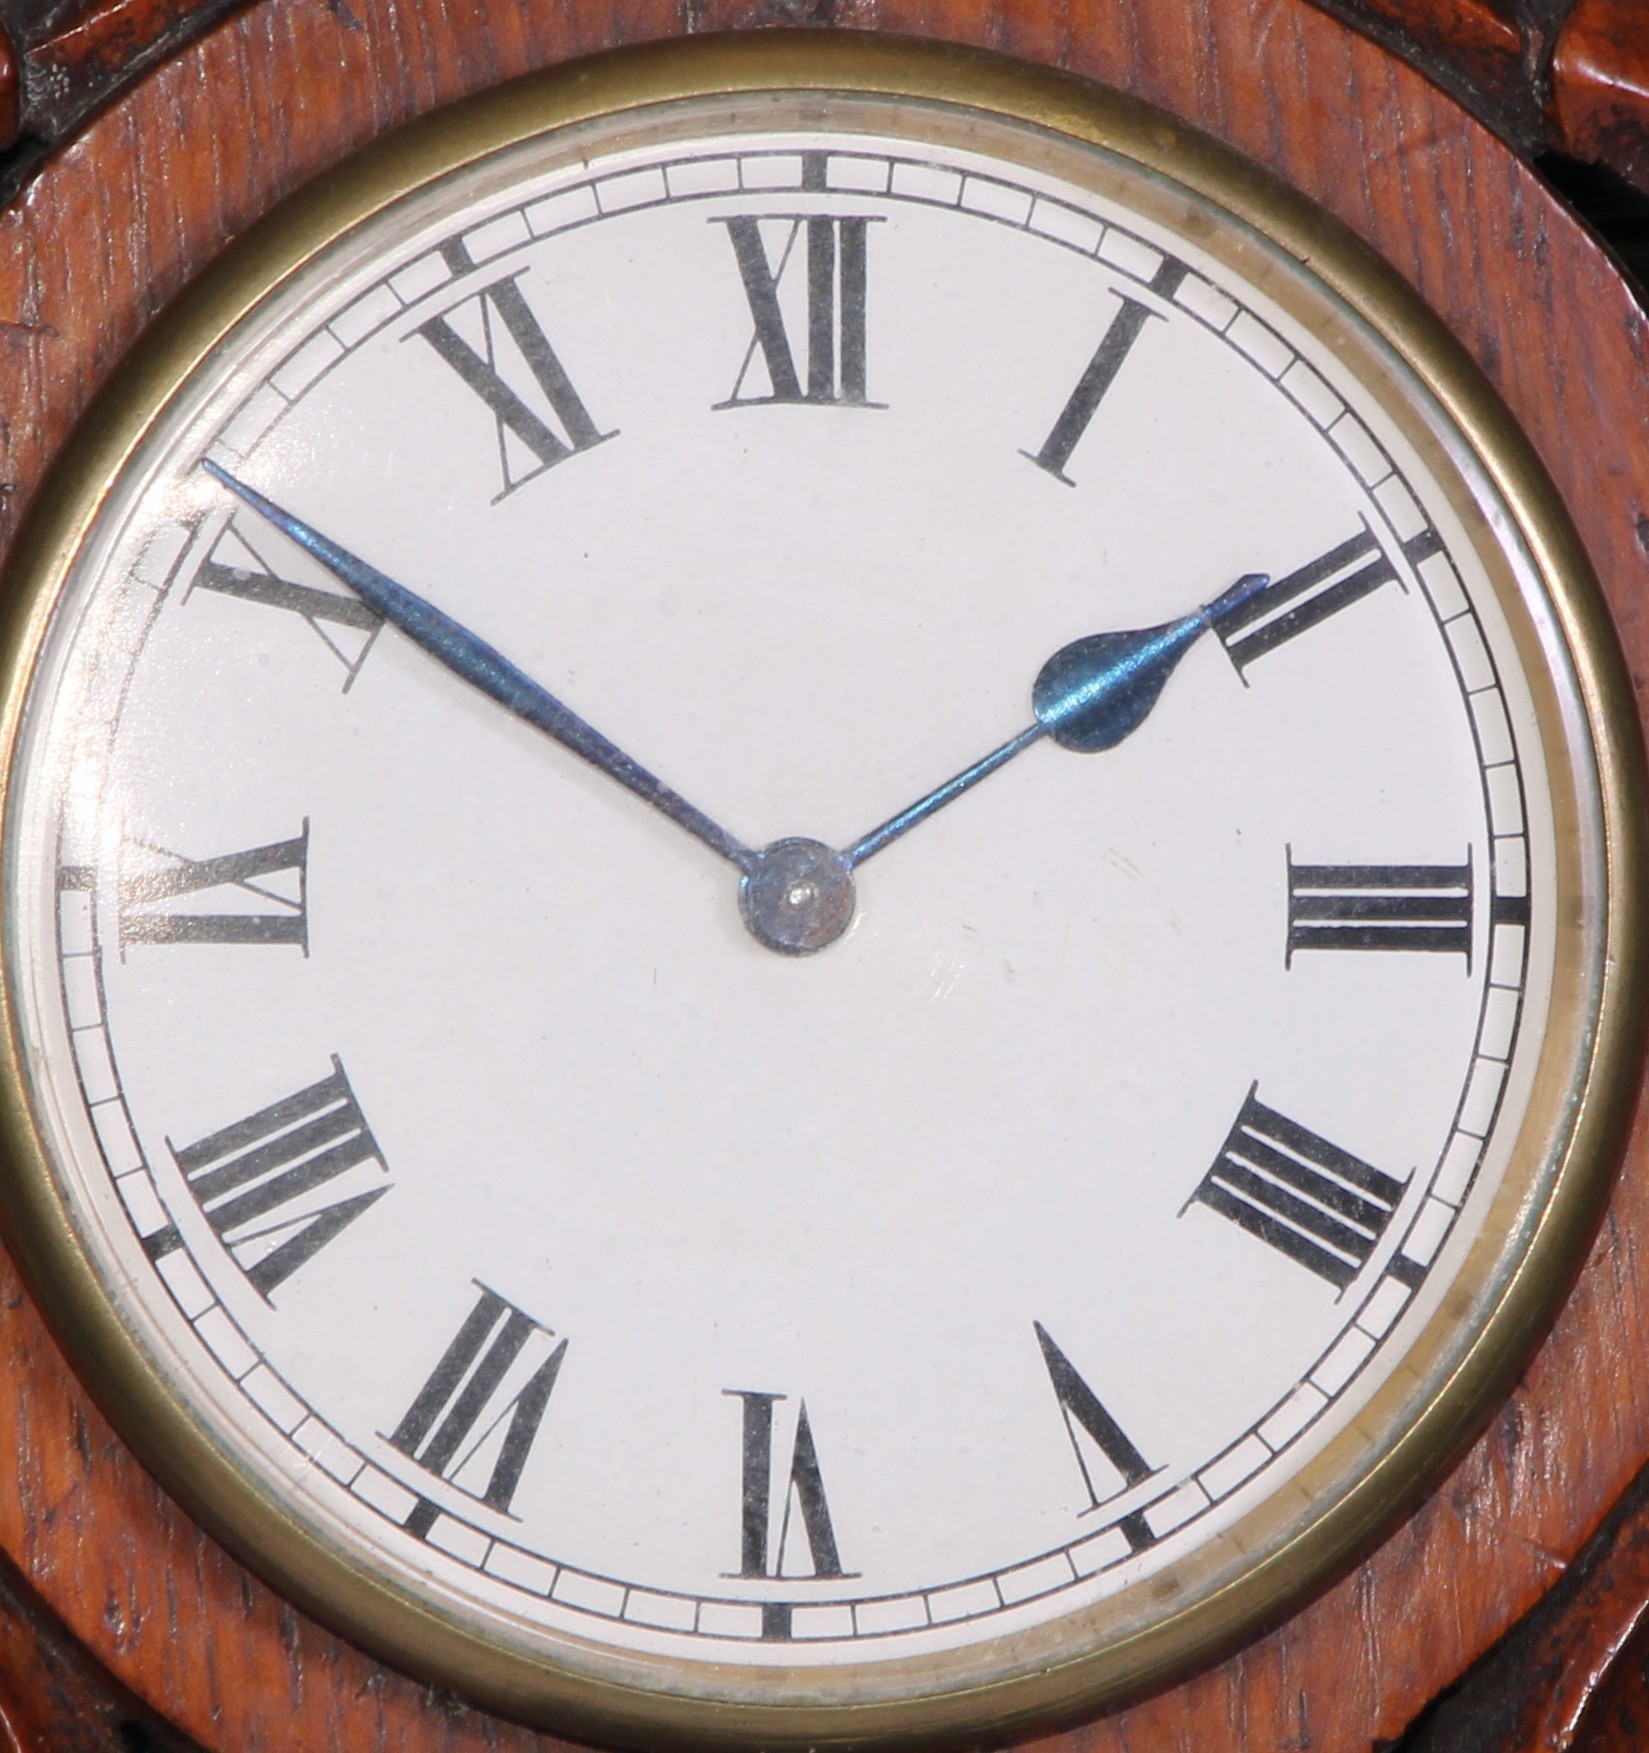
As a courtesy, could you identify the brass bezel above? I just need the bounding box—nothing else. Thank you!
[0,33,1644,1751]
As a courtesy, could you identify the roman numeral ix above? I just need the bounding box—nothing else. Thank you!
[143,1057,389,1299]
[186,523,382,689]
[715,210,879,409]
[1034,1323,1159,1553]
[1288,850,1473,964]
[388,1285,567,1539]
[1023,254,1188,485]
[416,244,614,498]
[119,825,308,949]
[1186,1090,1408,1288]
[725,1389,853,1640]
[1215,526,1442,674]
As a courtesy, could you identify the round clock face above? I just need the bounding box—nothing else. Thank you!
[0,43,1633,1747]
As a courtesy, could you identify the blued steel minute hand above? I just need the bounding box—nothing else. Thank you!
[205,462,756,874]
[842,572,1269,868]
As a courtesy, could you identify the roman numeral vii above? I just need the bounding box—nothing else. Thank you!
[388,1285,567,1538]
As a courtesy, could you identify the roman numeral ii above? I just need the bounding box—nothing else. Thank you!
[1215,526,1442,673]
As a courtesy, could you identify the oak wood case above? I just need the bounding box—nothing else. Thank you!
[2,1,1649,1749]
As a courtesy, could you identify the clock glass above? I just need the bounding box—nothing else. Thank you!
[0,43,1634,1747]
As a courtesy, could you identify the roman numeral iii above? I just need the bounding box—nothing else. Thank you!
[1215,526,1442,673]
[1024,254,1188,485]
[388,1285,567,1539]
[1034,1323,1158,1553]
[416,251,614,498]
[1287,851,1473,963]
[715,213,878,408]
[119,825,309,949]
[725,1388,852,1638]
[1186,1090,1408,1288]
[144,1057,389,1299]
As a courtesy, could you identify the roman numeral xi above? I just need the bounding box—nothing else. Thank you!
[416,242,614,499]
[388,1286,567,1539]
[144,1057,389,1299]
[715,208,879,409]
[1186,1090,1409,1289]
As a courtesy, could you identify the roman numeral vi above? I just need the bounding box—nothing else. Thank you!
[725,1388,853,1639]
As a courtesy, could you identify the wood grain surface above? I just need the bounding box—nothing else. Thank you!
[2,1,1649,1749]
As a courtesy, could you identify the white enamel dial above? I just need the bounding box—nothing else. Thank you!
[0,65,1617,1739]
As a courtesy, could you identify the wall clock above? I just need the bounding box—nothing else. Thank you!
[0,4,1648,1752]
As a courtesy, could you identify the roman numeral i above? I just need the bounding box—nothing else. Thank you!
[1023,254,1189,485]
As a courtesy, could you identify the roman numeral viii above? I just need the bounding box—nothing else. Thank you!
[120,825,308,949]
[1215,526,1442,674]
[1288,851,1473,963]
[725,1389,853,1639]
[1186,1090,1408,1288]
[1035,1323,1158,1553]
[388,1285,567,1539]
[1024,254,1189,485]
[715,213,879,408]
[416,247,614,499]
[143,1057,389,1299]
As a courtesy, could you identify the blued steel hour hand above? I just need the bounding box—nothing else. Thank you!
[842,572,1270,868]
[204,461,756,873]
